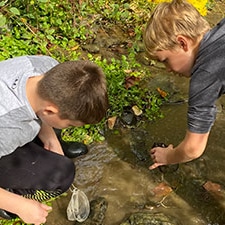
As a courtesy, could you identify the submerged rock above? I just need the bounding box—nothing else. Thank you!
[120,212,181,225]
[129,128,149,163]
[80,196,108,225]
[120,107,137,127]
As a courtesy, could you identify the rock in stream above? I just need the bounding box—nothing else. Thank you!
[80,197,108,225]
[120,212,181,225]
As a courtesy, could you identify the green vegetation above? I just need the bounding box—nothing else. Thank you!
[62,54,166,144]
[0,0,167,145]
[0,0,216,224]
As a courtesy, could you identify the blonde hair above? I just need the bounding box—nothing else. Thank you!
[143,0,210,58]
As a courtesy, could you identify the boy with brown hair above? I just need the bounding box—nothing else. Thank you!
[144,0,225,169]
[0,55,108,224]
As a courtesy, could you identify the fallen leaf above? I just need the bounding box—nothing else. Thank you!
[132,105,143,116]
[124,69,132,74]
[71,45,80,51]
[125,76,140,89]
[157,87,168,98]
[203,181,223,197]
[152,182,173,197]
[108,116,117,129]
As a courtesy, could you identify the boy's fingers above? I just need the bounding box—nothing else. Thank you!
[149,163,159,170]
[41,203,52,211]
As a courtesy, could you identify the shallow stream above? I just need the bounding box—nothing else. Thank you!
[46,66,225,225]
[68,99,225,225]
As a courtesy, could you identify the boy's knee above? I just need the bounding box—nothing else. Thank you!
[60,158,76,192]
[51,157,75,193]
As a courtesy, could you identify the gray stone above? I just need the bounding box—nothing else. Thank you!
[120,212,181,225]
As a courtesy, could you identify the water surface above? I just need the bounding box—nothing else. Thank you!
[71,100,225,225]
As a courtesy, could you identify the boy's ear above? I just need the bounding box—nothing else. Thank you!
[176,35,189,51]
[43,104,59,115]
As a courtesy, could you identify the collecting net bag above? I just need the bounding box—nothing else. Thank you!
[66,185,90,222]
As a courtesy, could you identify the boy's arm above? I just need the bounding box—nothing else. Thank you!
[38,122,64,155]
[149,130,210,170]
[0,187,52,224]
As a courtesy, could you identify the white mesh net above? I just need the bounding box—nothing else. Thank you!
[66,186,90,222]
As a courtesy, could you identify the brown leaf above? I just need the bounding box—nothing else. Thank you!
[125,76,140,89]
[203,181,223,197]
[152,182,173,197]
[157,87,168,98]
[108,116,117,130]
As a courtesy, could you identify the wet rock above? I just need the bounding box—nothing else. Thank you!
[120,212,180,225]
[120,107,137,127]
[61,141,88,158]
[80,197,108,225]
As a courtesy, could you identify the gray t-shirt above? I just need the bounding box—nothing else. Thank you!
[0,55,58,157]
[188,18,225,133]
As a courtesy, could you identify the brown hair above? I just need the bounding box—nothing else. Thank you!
[37,60,108,124]
[143,0,210,58]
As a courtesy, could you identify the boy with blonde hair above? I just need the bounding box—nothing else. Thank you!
[144,0,225,169]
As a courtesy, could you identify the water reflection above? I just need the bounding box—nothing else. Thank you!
[73,102,225,225]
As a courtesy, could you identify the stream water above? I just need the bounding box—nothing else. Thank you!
[67,98,225,225]
[43,66,225,225]
[44,67,225,225]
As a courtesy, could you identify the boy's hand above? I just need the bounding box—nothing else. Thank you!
[149,144,173,170]
[17,198,52,225]
[43,138,64,155]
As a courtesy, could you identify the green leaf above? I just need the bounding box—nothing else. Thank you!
[0,0,8,7]
[0,14,6,27]
[9,7,20,15]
